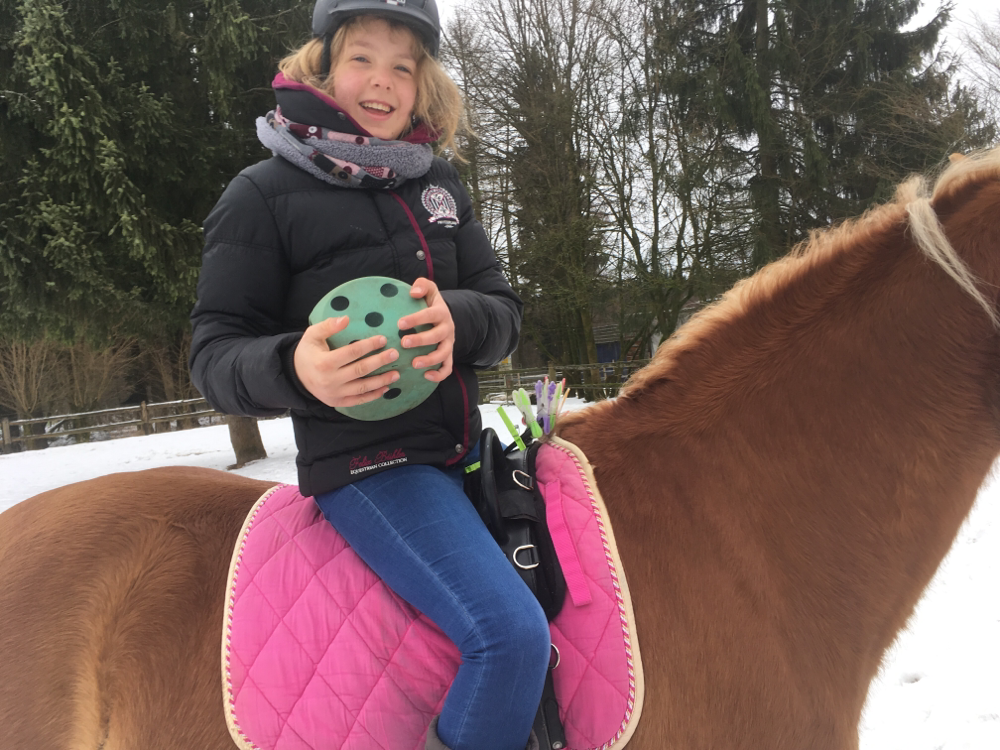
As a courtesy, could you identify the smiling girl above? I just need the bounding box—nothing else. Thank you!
[189,1,547,749]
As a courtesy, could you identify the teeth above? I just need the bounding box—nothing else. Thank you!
[362,102,391,113]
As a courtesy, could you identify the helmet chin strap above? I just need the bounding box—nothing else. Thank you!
[319,34,333,79]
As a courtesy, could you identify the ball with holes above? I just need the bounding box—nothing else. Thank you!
[308,276,441,421]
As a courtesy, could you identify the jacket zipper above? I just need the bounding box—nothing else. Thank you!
[390,191,468,462]
[390,192,434,281]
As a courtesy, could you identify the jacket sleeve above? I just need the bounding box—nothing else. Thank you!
[440,171,523,368]
[189,173,317,417]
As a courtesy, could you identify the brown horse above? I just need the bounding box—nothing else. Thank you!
[2,149,1000,749]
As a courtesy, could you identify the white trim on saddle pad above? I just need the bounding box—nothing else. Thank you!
[222,483,284,750]
[220,437,644,749]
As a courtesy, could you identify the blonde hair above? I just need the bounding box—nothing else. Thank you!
[279,15,465,156]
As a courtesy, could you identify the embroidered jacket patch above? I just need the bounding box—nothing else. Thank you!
[421,185,459,227]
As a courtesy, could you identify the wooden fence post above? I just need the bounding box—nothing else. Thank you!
[1,418,10,454]
[140,402,151,436]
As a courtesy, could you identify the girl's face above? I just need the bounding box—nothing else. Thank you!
[331,19,419,141]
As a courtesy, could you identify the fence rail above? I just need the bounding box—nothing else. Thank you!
[476,360,649,402]
[0,397,224,454]
[0,360,648,453]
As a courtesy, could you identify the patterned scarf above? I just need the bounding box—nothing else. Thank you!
[256,107,434,189]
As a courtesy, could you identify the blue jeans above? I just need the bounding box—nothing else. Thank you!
[315,462,550,750]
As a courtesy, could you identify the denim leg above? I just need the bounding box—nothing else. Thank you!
[315,465,550,750]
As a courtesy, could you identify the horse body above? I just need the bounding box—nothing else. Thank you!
[2,152,1000,749]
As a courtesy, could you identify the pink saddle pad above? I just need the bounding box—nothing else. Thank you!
[223,437,644,749]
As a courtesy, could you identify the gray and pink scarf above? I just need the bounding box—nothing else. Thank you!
[256,106,434,189]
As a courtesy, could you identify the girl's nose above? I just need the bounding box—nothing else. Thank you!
[370,67,392,89]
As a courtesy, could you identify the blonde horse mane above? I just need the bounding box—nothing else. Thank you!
[900,148,1000,329]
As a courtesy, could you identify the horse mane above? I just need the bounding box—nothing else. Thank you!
[906,149,1000,328]
[599,146,1000,413]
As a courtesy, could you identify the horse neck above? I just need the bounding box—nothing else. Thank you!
[558,210,1000,742]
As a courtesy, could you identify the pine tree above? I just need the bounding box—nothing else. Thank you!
[650,0,996,267]
[0,0,309,340]
[0,0,307,453]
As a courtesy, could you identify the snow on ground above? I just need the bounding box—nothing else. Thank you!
[1,402,997,747]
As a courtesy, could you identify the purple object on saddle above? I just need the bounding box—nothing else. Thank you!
[222,438,644,749]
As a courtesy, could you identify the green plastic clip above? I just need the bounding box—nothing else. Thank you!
[497,406,528,452]
[514,388,543,439]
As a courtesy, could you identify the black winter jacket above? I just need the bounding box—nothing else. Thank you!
[190,83,522,496]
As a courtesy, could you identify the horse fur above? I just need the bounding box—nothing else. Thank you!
[2,149,1000,749]
[0,467,271,749]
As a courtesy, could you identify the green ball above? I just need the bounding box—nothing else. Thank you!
[308,276,440,421]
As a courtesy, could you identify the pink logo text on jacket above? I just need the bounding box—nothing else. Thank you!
[349,448,409,475]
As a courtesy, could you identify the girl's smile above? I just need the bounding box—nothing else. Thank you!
[331,20,419,141]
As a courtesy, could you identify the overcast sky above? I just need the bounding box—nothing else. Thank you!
[912,0,999,45]
[436,0,1000,46]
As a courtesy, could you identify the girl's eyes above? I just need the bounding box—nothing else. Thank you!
[347,56,411,74]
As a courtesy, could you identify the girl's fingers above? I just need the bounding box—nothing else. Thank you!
[302,316,349,348]
[401,326,447,350]
[411,341,449,369]
[409,277,435,300]
[397,304,441,332]
[319,363,399,407]
[399,309,453,348]
[339,369,400,405]
[334,336,398,377]
[422,354,453,382]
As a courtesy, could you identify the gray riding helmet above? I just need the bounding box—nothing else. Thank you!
[312,0,441,57]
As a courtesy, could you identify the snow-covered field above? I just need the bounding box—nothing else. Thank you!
[1,402,997,748]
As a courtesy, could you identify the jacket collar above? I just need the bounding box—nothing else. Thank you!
[271,72,438,145]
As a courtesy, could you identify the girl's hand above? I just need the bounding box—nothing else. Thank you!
[293,316,400,407]
[399,277,454,382]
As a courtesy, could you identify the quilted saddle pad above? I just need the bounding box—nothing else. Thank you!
[223,436,644,749]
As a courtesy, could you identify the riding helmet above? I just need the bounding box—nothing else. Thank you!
[312,0,441,57]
